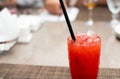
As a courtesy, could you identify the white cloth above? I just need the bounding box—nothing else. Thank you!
[0,8,19,42]
[0,8,19,51]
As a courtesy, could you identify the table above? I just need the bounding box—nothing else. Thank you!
[0,64,120,79]
[0,7,120,68]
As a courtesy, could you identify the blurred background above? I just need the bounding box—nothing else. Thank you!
[0,0,120,68]
[0,1,120,79]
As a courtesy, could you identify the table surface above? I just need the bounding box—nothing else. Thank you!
[0,63,120,79]
[0,7,120,68]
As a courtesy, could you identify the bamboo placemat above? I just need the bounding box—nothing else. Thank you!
[0,64,120,79]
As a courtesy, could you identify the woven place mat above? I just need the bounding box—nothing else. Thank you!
[0,64,120,79]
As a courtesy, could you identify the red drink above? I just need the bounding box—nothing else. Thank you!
[68,33,101,79]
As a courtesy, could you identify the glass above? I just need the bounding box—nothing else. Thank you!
[83,0,98,26]
[67,33,101,79]
[107,0,120,26]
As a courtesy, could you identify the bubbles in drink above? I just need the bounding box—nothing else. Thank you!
[68,31,101,46]
[87,38,93,43]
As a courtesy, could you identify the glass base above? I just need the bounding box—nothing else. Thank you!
[110,19,120,28]
[85,20,94,26]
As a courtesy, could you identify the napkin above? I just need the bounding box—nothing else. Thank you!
[17,15,45,43]
[18,15,44,31]
[0,8,19,51]
[40,7,79,22]
[17,23,33,43]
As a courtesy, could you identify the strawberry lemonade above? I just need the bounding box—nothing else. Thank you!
[67,33,101,79]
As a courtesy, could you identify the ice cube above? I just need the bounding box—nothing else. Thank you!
[87,30,95,36]
[87,38,93,43]
[94,38,100,43]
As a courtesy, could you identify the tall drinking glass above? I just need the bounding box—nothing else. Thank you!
[83,0,98,26]
[107,0,120,26]
[67,33,101,79]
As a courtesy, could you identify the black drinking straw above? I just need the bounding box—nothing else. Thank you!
[59,0,76,41]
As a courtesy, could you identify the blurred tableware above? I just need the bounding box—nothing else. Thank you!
[83,0,98,26]
[40,7,79,22]
[18,15,44,32]
[0,8,19,42]
[114,24,120,40]
[107,0,120,26]
[17,24,33,43]
[0,40,16,53]
[0,8,19,51]
[59,7,79,22]
[17,14,45,43]
[34,0,44,7]
[17,0,35,7]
